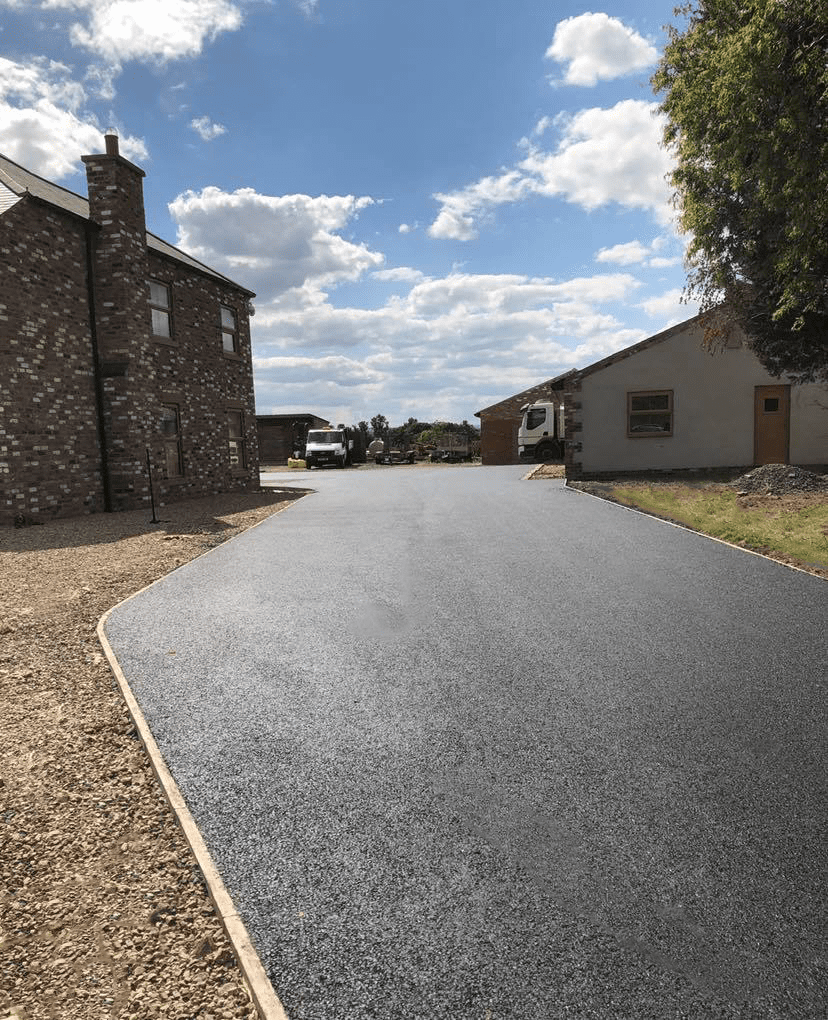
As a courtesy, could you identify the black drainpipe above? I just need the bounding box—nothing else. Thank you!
[84,222,113,512]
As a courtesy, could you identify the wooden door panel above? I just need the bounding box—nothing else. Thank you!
[754,385,790,465]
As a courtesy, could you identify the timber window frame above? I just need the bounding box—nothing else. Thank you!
[227,409,246,468]
[149,280,173,340]
[161,403,184,478]
[221,304,238,354]
[627,390,673,438]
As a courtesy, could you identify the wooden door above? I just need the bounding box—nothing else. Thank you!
[754,385,790,465]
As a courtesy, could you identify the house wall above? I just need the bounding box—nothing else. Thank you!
[1,138,259,523]
[133,252,259,508]
[569,321,828,477]
[0,198,105,521]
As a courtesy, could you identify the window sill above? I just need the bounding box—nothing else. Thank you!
[222,349,242,360]
[152,335,176,347]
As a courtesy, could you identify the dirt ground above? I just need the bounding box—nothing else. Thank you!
[1,488,306,1020]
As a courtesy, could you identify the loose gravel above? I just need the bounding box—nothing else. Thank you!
[0,489,303,1020]
[731,462,828,494]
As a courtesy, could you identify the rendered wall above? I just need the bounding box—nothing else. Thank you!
[571,322,827,476]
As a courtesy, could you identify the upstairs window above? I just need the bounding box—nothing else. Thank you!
[627,391,673,437]
[227,410,246,468]
[221,305,238,353]
[161,404,183,477]
[149,281,172,339]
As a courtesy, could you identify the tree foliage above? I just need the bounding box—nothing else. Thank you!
[370,414,389,440]
[652,0,828,381]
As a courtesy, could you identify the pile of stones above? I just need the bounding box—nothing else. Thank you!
[731,463,828,494]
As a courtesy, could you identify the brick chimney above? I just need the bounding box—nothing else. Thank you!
[81,131,149,357]
[81,131,154,509]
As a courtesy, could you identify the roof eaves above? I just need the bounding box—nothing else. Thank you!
[572,314,702,383]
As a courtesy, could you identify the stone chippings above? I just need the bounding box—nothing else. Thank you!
[731,463,828,494]
[0,490,296,1020]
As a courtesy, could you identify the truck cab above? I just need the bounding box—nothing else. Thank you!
[518,401,565,461]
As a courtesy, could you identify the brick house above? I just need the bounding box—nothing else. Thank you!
[0,132,259,523]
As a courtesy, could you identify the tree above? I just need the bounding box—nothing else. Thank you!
[370,414,389,440]
[652,1,828,381]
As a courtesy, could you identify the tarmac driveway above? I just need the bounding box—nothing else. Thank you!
[104,465,827,1019]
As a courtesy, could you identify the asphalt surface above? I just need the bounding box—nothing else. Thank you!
[104,465,828,1020]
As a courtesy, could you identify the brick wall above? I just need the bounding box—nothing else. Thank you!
[141,253,259,506]
[0,199,105,522]
[2,137,259,523]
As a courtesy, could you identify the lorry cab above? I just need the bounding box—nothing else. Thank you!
[518,401,565,461]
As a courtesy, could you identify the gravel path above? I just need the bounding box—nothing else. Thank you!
[1,489,303,1020]
[105,467,828,1020]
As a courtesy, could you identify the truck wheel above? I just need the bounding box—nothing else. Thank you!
[535,443,555,462]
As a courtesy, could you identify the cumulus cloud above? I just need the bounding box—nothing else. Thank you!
[519,101,672,216]
[190,115,226,140]
[32,0,245,64]
[245,262,678,420]
[428,169,531,240]
[546,13,658,86]
[0,56,147,178]
[429,100,674,240]
[168,186,384,302]
[596,238,684,271]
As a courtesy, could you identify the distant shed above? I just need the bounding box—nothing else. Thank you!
[257,414,329,465]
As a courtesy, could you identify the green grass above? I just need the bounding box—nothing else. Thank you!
[610,484,828,570]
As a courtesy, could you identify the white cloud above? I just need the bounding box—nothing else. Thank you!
[596,239,684,271]
[248,263,656,420]
[546,13,658,86]
[429,100,674,239]
[372,267,425,283]
[596,240,652,266]
[638,288,695,321]
[0,56,147,178]
[519,101,673,217]
[398,222,412,234]
[168,186,384,302]
[294,0,318,16]
[37,0,245,64]
[190,115,226,140]
[428,169,531,240]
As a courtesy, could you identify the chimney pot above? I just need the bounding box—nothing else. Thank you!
[104,131,119,156]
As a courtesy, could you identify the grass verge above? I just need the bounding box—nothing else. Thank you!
[600,483,828,575]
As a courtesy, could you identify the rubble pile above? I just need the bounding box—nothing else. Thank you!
[732,464,828,494]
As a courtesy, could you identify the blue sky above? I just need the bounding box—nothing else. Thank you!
[1,0,696,426]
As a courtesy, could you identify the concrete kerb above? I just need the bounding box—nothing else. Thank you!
[95,504,296,1020]
[565,480,825,580]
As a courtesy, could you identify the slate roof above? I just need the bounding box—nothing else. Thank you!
[0,152,254,296]
[475,369,576,419]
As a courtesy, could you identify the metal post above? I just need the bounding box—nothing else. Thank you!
[146,447,159,523]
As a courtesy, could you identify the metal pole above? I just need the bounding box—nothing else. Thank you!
[146,447,159,523]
